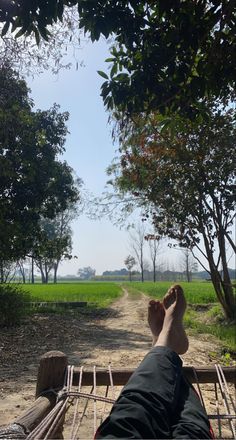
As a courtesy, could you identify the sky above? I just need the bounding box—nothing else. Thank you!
[28,39,130,276]
[27,39,235,277]
[27,39,182,276]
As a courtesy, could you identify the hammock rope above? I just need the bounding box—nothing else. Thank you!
[15,363,236,440]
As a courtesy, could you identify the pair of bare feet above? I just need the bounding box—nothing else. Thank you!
[148,285,189,355]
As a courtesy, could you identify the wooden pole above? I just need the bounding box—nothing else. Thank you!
[36,350,67,398]
[14,393,56,432]
[0,352,68,439]
[72,366,236,386]
[36,351,68,439]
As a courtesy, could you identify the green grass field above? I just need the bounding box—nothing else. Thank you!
[123,281,217,304]
[20,282,122,308]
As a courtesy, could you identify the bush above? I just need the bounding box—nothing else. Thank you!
[0,284,31,327]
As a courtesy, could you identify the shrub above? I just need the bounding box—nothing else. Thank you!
[0,284,31,327]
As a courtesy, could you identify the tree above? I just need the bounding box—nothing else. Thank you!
[32,205,78,284]
[110,106,236,319]
[77,267,96,280]
[1,1,235,117]
[0,6,83,76]
[180,249,198,283]
[147,235,162,283]
[129,223,147,282]
[0,260,17,284]
[0,66,80,269]
[124,255,136,282]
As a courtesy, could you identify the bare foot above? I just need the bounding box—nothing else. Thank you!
[148,300,165,345]
[155,285,189,355]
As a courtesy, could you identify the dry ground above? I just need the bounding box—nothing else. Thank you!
[0,289,234,437]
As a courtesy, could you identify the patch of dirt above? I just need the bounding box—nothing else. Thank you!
[0,289,234,437]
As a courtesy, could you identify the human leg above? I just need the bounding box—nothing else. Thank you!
[171,375,214,439]
[155,285,213,439]
[95,346,183,439]
[96,285,188,439]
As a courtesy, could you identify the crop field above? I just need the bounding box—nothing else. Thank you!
[124,281,217,304]
[20,282,122,308]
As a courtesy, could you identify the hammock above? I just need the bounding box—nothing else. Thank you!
[0,351,235,439]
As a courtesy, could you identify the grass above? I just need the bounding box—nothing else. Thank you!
[184,308,236,352]
[123,281,217,304]
[19,282,122,308]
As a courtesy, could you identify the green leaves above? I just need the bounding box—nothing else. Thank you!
[1,21,10,37]
[0,1,235,117]
[97,70,109,80]
[0,66,80,261]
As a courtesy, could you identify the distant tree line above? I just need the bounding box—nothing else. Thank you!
[96,268,236,283]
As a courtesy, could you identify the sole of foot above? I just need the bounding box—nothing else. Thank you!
[156,285,189,355]
[148,300,165,345]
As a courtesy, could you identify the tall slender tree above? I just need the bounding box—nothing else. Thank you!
[129,224,146,283]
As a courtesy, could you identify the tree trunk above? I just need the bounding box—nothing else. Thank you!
[203,232,235,320]
[31,257,34,284]
[141,264,144,282]
[0,261,4,283]
[39,262,46,284]
[53,261,59,284]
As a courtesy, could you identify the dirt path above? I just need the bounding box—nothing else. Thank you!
[0,288,224,427]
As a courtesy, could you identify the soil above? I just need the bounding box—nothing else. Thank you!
[0,289,234,437]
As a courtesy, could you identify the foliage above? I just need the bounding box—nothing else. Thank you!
[0,6,83,75]
[184,309,236,352]
[33,205,80,283]
[110,105,236,319]
[77,266,96,280]
[0,66,80,264]
[124,255,136,281]
[1,1,235,116]
[0,284,31,327]
[0,260,17,283]
[19,282,122,308]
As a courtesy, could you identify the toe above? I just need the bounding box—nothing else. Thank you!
[154,300,160,310]
[163,288,176,309]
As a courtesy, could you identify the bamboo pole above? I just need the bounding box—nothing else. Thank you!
[71,366,236,386]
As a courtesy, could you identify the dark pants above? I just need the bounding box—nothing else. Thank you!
[96,347,213,439]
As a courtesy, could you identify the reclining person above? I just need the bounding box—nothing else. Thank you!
[95,285,213,439]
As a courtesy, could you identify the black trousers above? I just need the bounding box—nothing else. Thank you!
[95,347,213,439]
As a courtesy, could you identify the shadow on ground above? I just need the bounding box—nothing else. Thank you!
[0,306,150,390]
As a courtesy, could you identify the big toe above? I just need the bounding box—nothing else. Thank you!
[173,285,186,310]
[163,287,176,310]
